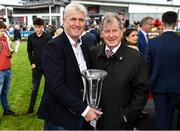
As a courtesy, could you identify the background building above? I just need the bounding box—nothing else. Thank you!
[72,0,180,27]
[1,0,180,27]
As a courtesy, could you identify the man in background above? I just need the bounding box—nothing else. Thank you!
[26,18,52,115]
[13,24,21,53]
[138,16,154,56]
[145,11,180,129]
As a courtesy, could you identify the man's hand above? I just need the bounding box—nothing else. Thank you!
[84,107,103,122]
[32,64,36,69]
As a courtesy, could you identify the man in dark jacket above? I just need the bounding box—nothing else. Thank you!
[13,24,21,53]
[26,18,52,114]
[37,3,102,130]
[145,11,180,130]
[90,12,150,130]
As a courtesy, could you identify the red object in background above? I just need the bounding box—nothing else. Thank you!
[154,18,162,28]
[88,6,99,14]
[148,91,153,100]
[18,17,24,22]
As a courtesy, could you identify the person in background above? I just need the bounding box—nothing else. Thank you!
[138,16,154,56]
[81,25,97,48]
[53,27,63,38]
[122,28,139,51]
[26,18,52,115]
[37,3,102,130]
[90,12,150,130]
[13,24,21,53]
[89,23,101,44]
[145,11,180,130]
[0,21,16,116]
[118,12,126,31]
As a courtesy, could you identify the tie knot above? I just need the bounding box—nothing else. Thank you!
[106,49,113,58]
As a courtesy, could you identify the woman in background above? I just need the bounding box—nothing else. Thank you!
[122,28,139,51]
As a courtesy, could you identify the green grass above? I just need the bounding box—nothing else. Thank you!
[0,41,44,130]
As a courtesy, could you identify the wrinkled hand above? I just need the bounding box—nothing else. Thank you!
[84,107,103,122]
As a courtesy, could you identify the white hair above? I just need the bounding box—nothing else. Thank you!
[64,3,87,17]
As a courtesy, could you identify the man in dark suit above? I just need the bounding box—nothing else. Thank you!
[145,11,180,129]
[37,3,102,130]
[138,16,153,56]
[89,24,101,44]
[81,31,97,48]
[90,12,150,130]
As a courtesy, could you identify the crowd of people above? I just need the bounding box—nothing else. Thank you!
[0,2,180,130]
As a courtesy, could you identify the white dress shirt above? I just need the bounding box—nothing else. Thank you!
[66,33,90,117]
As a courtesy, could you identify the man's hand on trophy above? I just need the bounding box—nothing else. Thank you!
[84,107,103,121]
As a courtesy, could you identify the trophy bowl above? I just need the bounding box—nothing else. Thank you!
[82,69,107,108]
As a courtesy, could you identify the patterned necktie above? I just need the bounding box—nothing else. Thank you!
[106,49,113,58]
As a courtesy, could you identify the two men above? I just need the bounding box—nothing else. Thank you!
[38,3,102,130]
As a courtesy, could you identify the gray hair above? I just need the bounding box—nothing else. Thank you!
[139,16,154,27]
[100,12,123,32]
[64,3,87,17]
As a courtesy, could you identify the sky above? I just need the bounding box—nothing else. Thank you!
[0,0,22,5]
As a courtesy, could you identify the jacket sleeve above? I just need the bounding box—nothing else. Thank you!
[27,35,33,65]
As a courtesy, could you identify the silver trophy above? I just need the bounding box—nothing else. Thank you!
[82,69,107,128]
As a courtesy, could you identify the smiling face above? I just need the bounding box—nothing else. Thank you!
[63,9,86,42]
[101,17,123,49]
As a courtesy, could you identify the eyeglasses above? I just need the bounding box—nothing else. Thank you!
[145,23,154,26]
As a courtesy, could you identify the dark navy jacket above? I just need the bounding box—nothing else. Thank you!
[145,31,180,93]
[138,30,148,56]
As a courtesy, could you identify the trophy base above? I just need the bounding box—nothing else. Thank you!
[90,120,97,129]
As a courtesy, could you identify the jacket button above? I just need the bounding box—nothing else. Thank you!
[80,89,84,93]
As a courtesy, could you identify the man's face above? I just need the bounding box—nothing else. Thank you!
[34,25,44,36]
[143,19,154,33]
[63,9,86,41]
[101,18,123,49]
[119,15,125,27]
[0,28,6,37]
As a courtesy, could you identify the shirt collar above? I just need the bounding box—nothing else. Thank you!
[35,32,44,38]
[65,32,82,47]
[163,29,174,33]
[105,42,121,54]
[140,28,148,36]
